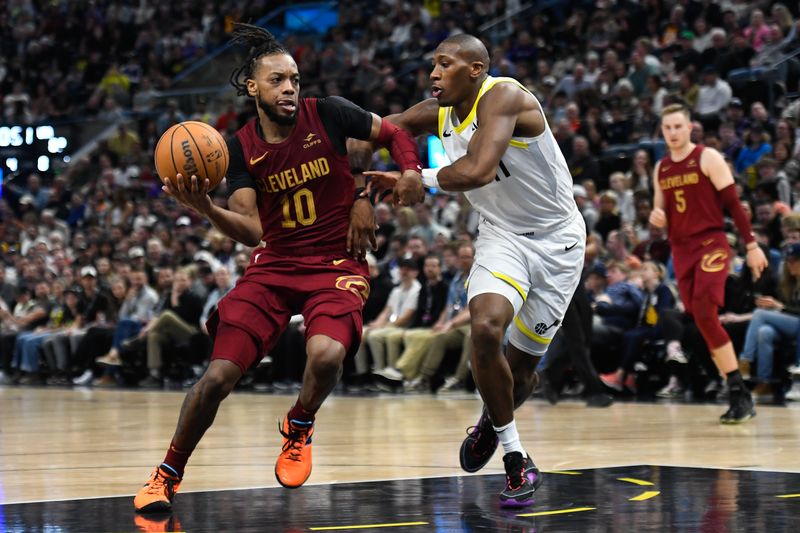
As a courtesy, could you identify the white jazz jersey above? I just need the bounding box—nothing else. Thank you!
[437,75,578,235]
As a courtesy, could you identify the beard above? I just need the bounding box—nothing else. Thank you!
[258,96,297,126]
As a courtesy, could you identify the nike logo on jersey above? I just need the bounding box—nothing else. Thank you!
[472,122,478,131]
[250,151,269,165]
[565,242,579,251]
[443,130,452,137]
[702,238,715,246]
[333,259,347,266]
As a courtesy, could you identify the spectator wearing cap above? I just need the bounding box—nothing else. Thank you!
[47,265,116,384]
[738,242,800,400]
[695,65,732,119]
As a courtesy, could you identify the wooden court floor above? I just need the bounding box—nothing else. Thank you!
[2,386,800,531]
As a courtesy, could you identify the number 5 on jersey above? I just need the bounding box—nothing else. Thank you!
[674,189,686,213]
[281,188,317,228]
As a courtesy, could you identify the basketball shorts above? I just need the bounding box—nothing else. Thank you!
[206,247,370,374]
[672,232,730,315]
[467,214,586,356]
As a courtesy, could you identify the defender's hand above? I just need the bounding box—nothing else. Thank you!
[395,170,425,206]
[162,174,214,216]
[347,198,377,260]
[363,170,400,205]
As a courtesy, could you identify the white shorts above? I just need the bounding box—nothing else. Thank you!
[467,215,586,356]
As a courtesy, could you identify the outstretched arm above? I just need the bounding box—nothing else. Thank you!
[432,83,525,192]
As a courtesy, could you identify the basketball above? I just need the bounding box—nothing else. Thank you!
[154,121,229,191]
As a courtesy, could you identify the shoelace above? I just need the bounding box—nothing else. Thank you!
[506,466,526,490]
[279,422,310,462]
[466,415,493,452]
[504,456,526,490]
[144,470,178,496]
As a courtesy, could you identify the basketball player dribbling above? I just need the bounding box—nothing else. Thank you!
[364,34,585,507]
[650,104,767,424]
[134,24,423,512]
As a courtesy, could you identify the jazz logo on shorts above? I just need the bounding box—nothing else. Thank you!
[700,249,728,273]
[335,275,370,303]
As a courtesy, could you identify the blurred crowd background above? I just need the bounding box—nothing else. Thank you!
[2,0,800,406]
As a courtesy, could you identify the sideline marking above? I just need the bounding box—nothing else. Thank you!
[310,521,429,531]
[629,491,661,501]
[517,507,596,517]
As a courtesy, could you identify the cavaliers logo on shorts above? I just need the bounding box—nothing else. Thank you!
[335,275,370,303]
[700,249,728,273]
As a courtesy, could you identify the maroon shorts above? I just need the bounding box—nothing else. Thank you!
[206,247,370,374]
[671,232,730,315]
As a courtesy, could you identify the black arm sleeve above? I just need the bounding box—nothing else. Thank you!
[225,135,257,198]
[316,96,374,155]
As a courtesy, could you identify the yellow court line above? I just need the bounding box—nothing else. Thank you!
[310,522,429,531]
[629,491,661,501]
[776,494,800,499]
[546,470,583,475]
[617,477,655,486]
[518,507,596,517]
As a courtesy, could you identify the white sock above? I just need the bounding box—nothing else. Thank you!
[493,420,526,456]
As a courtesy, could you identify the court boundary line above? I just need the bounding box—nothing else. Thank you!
[4,462,800,506]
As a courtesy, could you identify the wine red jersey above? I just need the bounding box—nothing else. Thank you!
[231,97,370,254]
[658,144,725,244]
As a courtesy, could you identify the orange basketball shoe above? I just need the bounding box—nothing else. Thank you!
[275,416,314,488]
[134,465,182,513]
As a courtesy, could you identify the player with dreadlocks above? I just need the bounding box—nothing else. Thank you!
[134,23,422,513]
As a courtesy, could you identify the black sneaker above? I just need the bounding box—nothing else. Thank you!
[459,409,499,473]
[720,389,756,424]
[499,452,543,508]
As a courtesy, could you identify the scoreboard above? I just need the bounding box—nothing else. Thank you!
[0,125,69,175]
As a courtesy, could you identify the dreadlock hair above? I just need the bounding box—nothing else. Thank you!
[229,22,290,96]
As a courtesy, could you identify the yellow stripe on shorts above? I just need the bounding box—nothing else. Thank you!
[490,272,527,302]
[514,316,552,345]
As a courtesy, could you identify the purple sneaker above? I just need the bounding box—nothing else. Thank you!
[459,409,499,473]
[499,452,543,508]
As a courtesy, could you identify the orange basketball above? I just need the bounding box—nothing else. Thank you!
[154,121,229,191]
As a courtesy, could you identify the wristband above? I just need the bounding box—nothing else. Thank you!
[421,168,441,189]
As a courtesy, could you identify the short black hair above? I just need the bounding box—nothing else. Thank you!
[438,34,490,68]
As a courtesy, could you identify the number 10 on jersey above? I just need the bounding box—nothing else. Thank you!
[281,187,317,228]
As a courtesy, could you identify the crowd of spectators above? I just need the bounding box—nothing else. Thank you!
[2,1,800,404]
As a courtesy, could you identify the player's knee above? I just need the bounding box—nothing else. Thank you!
[197,367,237,402]
[306,337,346,376]
[471,316,506,356]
